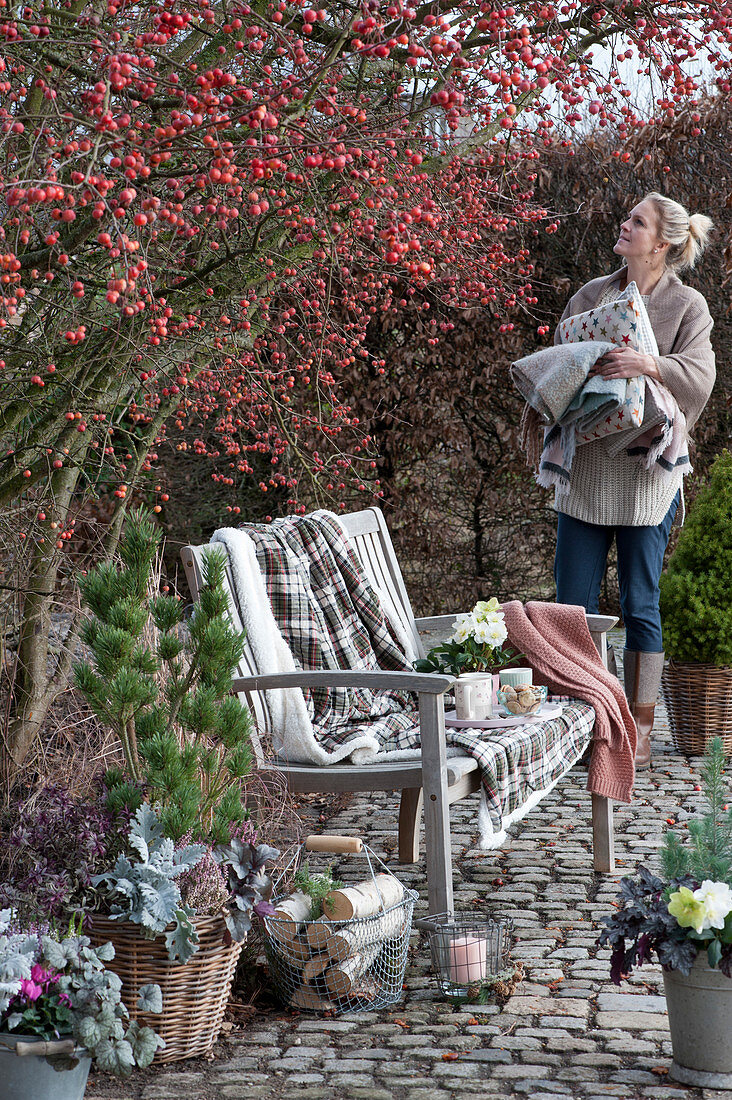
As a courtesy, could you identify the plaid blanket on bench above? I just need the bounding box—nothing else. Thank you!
[214,511,594,844]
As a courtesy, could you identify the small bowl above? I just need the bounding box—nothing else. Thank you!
[497,684,548,716]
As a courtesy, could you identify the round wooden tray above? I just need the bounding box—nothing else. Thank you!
[444,702,563,730]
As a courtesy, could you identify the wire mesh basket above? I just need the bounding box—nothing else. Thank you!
[422,913,513,1002]
[260,835,417,1015]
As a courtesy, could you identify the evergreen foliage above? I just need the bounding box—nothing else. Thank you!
[292,863,344,919]
[660,450,732,665]
[661,737,732,886]
[74,509,253,843]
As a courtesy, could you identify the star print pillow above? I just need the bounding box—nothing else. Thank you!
[558,282,658,438]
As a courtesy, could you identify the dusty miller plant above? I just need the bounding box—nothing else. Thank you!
[92,804,206,964]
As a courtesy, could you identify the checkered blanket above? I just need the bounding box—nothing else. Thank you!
[223,511,595,843]
[447,702,594,843]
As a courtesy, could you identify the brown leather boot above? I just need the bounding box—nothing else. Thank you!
[623,649,665,770]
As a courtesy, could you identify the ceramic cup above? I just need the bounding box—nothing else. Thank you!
[454,673,493,721]
[498,667,533,689]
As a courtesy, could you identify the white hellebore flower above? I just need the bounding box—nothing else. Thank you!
[473,620,508,647]
[473,598,502,621]
[695,880,732,930]
[451,613,475,644]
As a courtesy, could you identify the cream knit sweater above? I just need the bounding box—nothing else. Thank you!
[553,266,716,526]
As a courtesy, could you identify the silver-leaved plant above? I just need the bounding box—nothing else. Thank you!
[92,803,206,962]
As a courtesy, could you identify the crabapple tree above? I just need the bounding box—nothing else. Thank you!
[1,0,731,784]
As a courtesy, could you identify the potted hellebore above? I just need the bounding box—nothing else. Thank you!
[414,598,522,709]
[597,738,732,1087]
[0,912,163,1100]
[414,598,521,678]
[73,509,279,1062]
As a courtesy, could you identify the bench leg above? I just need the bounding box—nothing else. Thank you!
[592,793,615,872]
[398,787,423,864]
[419,692,454,916]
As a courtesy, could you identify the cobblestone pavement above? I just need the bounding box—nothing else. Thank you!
[87,639,731,1100]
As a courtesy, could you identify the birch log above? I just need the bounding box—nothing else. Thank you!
[323,942,381,998]
[274,934,311,966]
[302,953,331,984]
[305,915,332,951]
[323,906,408,961]
[268,890,313,945]
[324,874,405,921]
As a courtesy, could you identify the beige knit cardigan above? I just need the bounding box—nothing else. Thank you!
[551,266,716,526]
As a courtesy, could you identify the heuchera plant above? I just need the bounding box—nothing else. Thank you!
[598,738,732,981]
[0,914,163,1075]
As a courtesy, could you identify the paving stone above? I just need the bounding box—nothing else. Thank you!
[595,1011,669,1030]
[503,996,590,1018]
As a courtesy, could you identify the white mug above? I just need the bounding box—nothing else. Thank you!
[454,673,493,721]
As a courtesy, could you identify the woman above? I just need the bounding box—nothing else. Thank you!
[553,193,716,769]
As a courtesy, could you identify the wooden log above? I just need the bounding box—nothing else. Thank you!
[305,915,331,951]
[324,874,405,921]
[323,906,408,962]
[323,943,381,998]
[289,986,336,1012]
[268,890,313,945]
[273,933,311,967]
[302,953,331,984]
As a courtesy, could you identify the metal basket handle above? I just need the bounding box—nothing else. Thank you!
[305,834,363,854]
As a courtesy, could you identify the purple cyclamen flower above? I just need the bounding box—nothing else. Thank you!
[30,964,57,987]
[19,979,43,1002]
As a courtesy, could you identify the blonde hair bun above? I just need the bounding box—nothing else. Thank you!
[645,192,713,272]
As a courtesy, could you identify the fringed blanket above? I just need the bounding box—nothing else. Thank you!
[502,601,636,804]
[212,512,596,846]
[512,343,689,492]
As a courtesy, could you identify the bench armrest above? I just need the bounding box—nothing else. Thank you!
[231,670,454,696]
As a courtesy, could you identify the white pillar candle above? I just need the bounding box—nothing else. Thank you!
[447,933,488,983]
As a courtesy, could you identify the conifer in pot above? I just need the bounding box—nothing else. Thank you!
[659,450,732,755]
[73,509,278,1062]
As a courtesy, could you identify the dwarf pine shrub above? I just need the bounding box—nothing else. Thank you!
[74,509,253,843]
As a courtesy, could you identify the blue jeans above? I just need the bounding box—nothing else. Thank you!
[554,493,679,653]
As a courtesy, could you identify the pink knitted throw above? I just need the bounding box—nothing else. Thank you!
[502,601,636,804]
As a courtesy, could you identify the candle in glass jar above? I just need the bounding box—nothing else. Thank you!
[447,933,488,983]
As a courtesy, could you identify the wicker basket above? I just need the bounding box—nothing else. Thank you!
[661,661,732,757]
[88,914,242,1063]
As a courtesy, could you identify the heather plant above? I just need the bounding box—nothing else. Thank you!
[659,450,732,666]
[0,784,115,927]
[74,508,253,843]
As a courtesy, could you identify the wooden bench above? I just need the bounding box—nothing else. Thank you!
[181,506,617,916]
